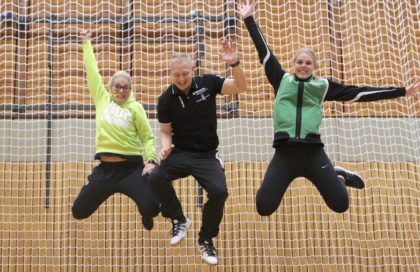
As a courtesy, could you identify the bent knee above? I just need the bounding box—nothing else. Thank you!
[148,167,168,186]
[328,199,349,213]
[256,201,276,216]
[139,201,161,218]
[332,204,349,213]
[208,189,228,202]
[255,190,279,216]
[72,205,90,220]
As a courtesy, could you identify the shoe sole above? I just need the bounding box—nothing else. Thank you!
[142,217,154,231]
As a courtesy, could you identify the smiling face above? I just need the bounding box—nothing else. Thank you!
[111,76,131,104]
[293,49,317,80]
[108,71,132,104]
[169,54,194,93]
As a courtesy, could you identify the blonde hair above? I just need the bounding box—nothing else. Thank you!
[292,48,317,68]
[169,54,193,68]
[108,70,131,88]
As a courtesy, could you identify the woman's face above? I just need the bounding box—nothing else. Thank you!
[294,52,315,80]
[111,76,131,104]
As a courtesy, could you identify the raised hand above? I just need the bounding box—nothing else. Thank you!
[405,79,420,97]
[79,29,92,42]
[221,38,239,65]
[237,0,257,19]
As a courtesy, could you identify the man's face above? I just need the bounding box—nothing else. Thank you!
[170,61,194,93]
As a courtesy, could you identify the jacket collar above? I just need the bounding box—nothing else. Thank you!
[294,74,313,82]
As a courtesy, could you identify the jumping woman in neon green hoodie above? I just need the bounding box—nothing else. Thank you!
[72,30,160,230]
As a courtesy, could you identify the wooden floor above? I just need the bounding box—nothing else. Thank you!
[0,161,418,272]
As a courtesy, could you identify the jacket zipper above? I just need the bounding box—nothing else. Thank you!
[295,81,304,138]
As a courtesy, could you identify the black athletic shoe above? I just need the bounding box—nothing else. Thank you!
[142,216,154,231]
[335,166,365,189]
[197,239,218,265]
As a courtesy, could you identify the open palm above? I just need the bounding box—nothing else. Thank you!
[405,79,420,96]
[221,38,239,65]
[237,0,257,19]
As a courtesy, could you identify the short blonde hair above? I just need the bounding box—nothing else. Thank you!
[293,48,317,68]
[169,54,193,68]
[108,70,131,88]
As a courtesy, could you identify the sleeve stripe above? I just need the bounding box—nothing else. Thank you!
[321,79,329,102]
[351,89,397,102]
[256,26,271,67]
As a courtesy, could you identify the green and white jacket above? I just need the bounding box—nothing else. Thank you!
[244,16,406,147]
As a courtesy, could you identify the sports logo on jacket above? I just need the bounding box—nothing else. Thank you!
[193,88,210,103]
[101,101,132,129]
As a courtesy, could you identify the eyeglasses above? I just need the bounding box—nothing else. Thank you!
[112,85,131,91]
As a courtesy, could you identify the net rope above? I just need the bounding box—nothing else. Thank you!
[0,0,419,271]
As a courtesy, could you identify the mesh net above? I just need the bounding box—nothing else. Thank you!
[0,0,419,271]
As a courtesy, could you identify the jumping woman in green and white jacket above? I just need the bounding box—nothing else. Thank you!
[71,30,160,230]
[238,0,420,214]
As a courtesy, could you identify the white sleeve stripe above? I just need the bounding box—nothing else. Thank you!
[321,79,329,103]
[351,89,397,102]
[215,152,224,169]
[256,27,271,67]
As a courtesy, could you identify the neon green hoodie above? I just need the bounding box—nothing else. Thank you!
[82,40,157,162]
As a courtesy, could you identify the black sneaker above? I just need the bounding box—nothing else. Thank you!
[335,166,365,189]
[170,217,191,245]
[197,239,218,265]
[142,216,154,231]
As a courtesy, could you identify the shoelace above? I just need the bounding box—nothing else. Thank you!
[171,220,186,236]
[200,242,216,257]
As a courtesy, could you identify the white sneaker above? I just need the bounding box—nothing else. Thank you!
[170,217,191,245]
[197,240,218,265]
